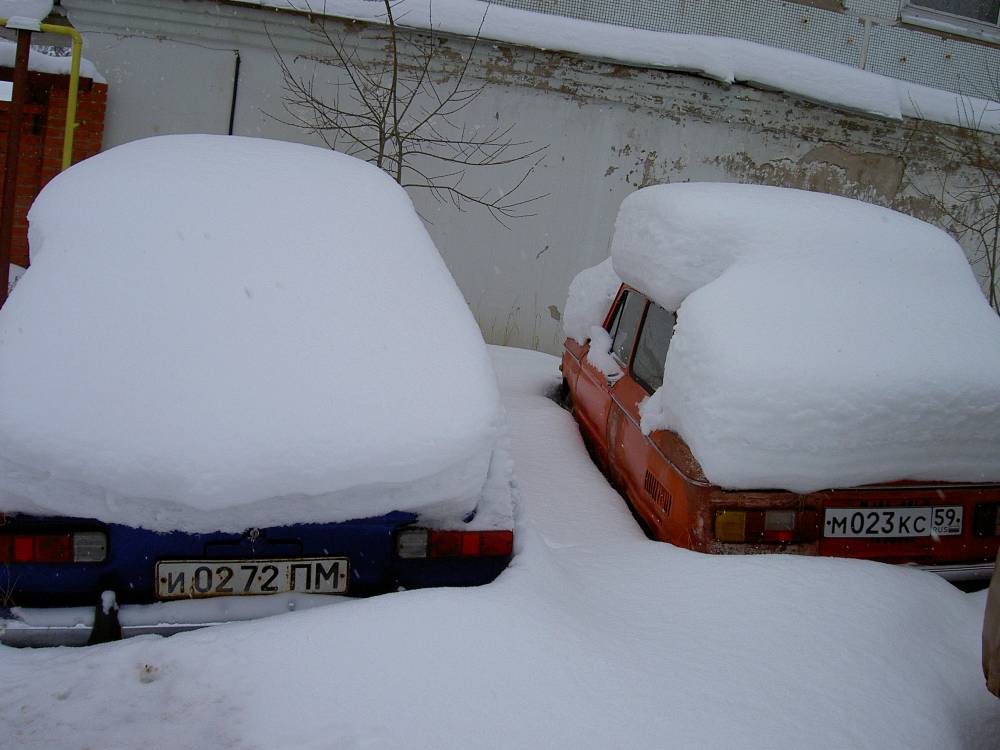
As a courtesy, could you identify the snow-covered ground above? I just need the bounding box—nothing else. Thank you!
[1,347,997,750]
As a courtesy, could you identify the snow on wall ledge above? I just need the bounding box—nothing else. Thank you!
[0,38,104,83]
[1,0,52,24]
[607,183,1000,492]
[0,134,505,532]
[242,0,1000,134]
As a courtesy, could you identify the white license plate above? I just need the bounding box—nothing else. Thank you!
[156,558,349,600]
[824,507,963,538]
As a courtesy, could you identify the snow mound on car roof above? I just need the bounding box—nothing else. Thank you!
[0,135,507,531]
[610,182,1000,492]
[563,257,621,346]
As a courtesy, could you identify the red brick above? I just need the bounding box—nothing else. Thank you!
[0,70,106,263]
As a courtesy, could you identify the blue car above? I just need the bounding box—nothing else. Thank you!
[0,512,512,645]
[0,135,515,645]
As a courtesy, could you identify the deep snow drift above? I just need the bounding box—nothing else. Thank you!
[0,135,507,531]
[0,347,996,750]
[571,183,1000,492]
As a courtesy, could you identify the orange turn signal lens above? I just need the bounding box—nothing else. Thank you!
[715,511,747,543]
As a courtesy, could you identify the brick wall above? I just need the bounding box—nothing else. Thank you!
[0,70,107,267]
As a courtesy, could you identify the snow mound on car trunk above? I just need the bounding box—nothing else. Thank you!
[0,135,505,531]
[610,182,1000,492]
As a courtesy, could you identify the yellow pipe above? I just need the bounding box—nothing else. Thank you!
[1,20,84,171]
[38,23,83,171]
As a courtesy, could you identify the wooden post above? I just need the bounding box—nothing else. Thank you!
[0,28,32,309]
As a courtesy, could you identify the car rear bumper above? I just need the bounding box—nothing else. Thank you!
[0,592,343,647]
[914,561,996,582]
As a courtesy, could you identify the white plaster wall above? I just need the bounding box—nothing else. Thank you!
[81,35,236,144]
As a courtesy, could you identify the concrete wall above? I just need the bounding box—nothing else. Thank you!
[61,0,999,352]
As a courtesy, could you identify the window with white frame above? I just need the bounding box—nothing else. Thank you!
[902,0,1000,42]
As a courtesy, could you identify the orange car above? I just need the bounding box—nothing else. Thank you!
[562,283,1000,582]
[985,549,1000,695]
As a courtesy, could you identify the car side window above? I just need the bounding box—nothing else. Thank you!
[631,302,676,394]
[608,290,648,367]
[606,292,626,341]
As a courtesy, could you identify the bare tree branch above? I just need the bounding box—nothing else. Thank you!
[268,0,546,226]
[907,99,1000,314]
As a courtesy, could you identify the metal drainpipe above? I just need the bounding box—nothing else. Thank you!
[0,19,84,309]
[228,50,241,136]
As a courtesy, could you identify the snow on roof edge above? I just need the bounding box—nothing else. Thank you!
[239,0,1000,135]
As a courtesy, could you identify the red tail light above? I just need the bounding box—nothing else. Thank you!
[0,531,106,563]
[5,534,72,562]
[36,534,73,562]
[764,529,795,543]
[396,529,513,559]
[429,530,513,558]
[480,530,515,556]
[428,530,463,557]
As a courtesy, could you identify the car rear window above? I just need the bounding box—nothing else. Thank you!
[632,303,676,394]
[608,290,647,366]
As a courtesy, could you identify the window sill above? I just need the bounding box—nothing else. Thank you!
[900,6,1000,44]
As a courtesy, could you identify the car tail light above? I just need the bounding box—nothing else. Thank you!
[480,530,514,556]
[73,531,108,562]
[715,509,818,544]
[429,530,465,557]
[396,529,429,559]
[0,531,107,563]
[973,504,1000,537]
[396,528,513,559]
[715,511,747,542]
[763,510,796,543]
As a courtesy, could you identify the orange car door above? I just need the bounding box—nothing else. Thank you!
[597,290,648,490]
[609,302,678,540]
[573,288,644,471]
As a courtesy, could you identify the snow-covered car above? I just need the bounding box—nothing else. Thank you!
[0,135,514,645]
[561,183,1000,581]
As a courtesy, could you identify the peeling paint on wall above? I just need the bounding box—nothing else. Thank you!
[799,144,904,199]
[705,132,960,226]
[708,148,904,206]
